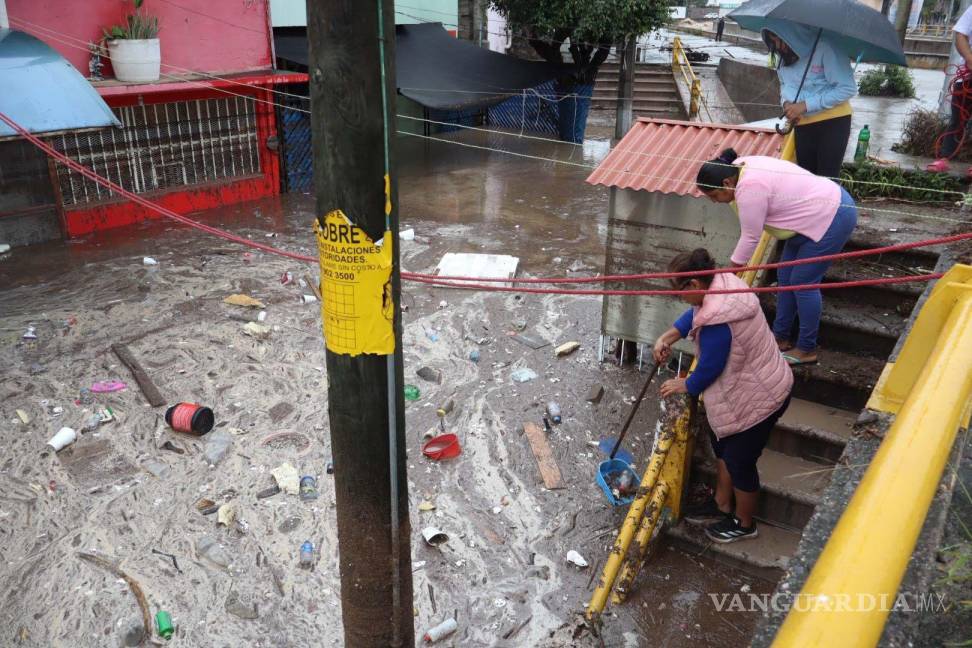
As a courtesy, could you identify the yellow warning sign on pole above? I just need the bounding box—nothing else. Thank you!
[314,210,395,356]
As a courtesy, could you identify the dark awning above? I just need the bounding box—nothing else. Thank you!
[274,23,567,111]
[0,28,121,138]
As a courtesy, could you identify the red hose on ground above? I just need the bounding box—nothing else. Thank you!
[933,64,972,161]
[0,111,960,296]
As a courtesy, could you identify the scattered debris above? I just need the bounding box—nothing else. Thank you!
[91,380,127,393]
[555,341,580,357]
[217,504,237,527]
[421,527,449,546]
[303,273,323,302]
[326,461,334,475]
[546,402,562,424]
[418,500,436,512]
[256,485,281,500]
[400,228,415,241]
[223,294,265,308]
[299,540,315,568]
[22,326,37,341]
[142,257,158,266]
[195,498,219,516]
[740,583,751,593]
[196,535,231,568]
[142,460,169,479]
[224,590,259,620]
[229,310,267,324]
[299,475,319,501]
[510,367,538,383]
[511,318,528,332]
[280,271,294,285]
[422,434,461,460]
[586,384,605,404]
[299,294,317,304]
[503,614,533,640]
[151,549,182,573]
[203,429,234,465]
[469,349,480,363]
[436,252,519,286]
[566,550,589,568]
[511,332,549,350]
[404,384,421,401]
[165,403,215,435]
[855,410,880,426]
[424,618,458,642]
[272,462,301,495]
[160,440,185,455]
[47,427,77,452]
[15,409,29,425]
[78,552,151,641]
[523,422,565,489]
[242,322,271,340]
[112,343,165,406]
[0,243,10,254]
[438,300,448,309]
[416,366,442,384]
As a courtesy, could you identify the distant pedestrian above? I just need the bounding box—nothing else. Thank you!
[654,248,792,544]
[761,21,856,179]
[927,5,972,176]
[716,17,725,42]
[695,148,859,366]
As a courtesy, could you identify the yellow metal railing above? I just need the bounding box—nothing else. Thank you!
[671,36,711,121]
[773,264,972,647]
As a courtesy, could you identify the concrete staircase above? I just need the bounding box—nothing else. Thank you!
[666,223,939,581]
[591,63,687,120]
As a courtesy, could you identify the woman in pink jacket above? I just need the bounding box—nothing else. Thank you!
[653,249,793,543]
[695,148,858,366]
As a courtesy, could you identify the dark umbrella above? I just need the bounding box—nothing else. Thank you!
[729,0,907,133]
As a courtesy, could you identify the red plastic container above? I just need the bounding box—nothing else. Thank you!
[422,434,461,460]
[165,402,215,435]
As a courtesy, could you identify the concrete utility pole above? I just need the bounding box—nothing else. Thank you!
[895,0,916,44]
[940,0,972,117]
[615,36,637,140]
[306,1,414,646]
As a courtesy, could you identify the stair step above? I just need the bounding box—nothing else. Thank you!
[591,88,682,100]
[666,520,802,580]
[692,449,829,529]
[762,292,904,358]
[788,348,884,412]
[769,398,854,464]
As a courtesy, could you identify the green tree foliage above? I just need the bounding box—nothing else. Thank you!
[858,65,916,98]
[489,0,670,85]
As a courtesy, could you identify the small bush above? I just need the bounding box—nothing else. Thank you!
[840,162,964,203]
[858,65,916,98]
[892,107,972,162]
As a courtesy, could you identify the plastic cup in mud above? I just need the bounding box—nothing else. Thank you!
[421,527,448,547]
[165,403,215,435]
[299,294,317,304]
[47,427,77,452]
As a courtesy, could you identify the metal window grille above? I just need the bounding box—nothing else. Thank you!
[53,97,261,206]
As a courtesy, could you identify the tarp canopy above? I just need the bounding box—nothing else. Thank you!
[0,29,121,138]
[274,23,568,111]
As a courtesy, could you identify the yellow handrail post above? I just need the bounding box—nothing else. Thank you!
[772,267,972,648]
[690,78,701,119]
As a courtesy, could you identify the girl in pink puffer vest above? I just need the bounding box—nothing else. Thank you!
[654,249,793,544]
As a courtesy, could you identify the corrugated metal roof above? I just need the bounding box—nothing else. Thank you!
[0,28,120,138]
[586,118,785,198]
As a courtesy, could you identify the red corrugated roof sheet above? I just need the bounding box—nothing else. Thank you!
[586,118,785,198]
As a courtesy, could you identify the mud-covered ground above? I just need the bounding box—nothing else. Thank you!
[0,131,773,648]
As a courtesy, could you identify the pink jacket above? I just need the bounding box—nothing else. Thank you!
[689,273,793,438]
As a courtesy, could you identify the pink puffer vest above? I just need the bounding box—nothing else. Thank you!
[689,272,794,438]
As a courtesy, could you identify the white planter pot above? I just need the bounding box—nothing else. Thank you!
[108,38,161,83]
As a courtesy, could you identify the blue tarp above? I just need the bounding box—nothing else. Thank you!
[0,28,120,138]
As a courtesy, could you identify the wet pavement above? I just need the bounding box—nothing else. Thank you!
[0,132,774,647]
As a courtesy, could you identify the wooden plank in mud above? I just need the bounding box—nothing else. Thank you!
[111,343,166,407]
[523,422,565,490]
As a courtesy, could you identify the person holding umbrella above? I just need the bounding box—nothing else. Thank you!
[728,0,908,177]
[761,20,856,178]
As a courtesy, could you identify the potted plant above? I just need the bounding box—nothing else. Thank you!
[103,0,160,83]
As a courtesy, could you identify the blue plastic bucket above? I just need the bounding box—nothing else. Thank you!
[596,458,640,506]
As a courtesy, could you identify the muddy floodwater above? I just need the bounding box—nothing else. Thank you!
[0,131,769,647]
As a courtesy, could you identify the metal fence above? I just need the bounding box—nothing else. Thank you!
[277,91,313,193]
[53,97,261,206]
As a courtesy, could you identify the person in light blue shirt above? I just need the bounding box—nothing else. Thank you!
[761,20,857,179]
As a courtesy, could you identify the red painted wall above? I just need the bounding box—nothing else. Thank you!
[6,0,273,75]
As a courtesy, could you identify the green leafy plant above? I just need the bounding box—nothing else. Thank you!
[102,0,159,41]
[839,161,964,203]
[488,0,670,85]
[858,65,916,98]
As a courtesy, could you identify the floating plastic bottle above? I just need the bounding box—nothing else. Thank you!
[299,540,315,567]
[854,125,870,164]
[423,618,458,642]
[546,402,562,424]
[155,610,174,639]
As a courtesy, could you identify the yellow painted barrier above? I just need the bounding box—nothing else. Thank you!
[773,266,972,647]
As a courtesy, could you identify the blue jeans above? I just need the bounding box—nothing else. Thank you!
[772,187,858,352]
